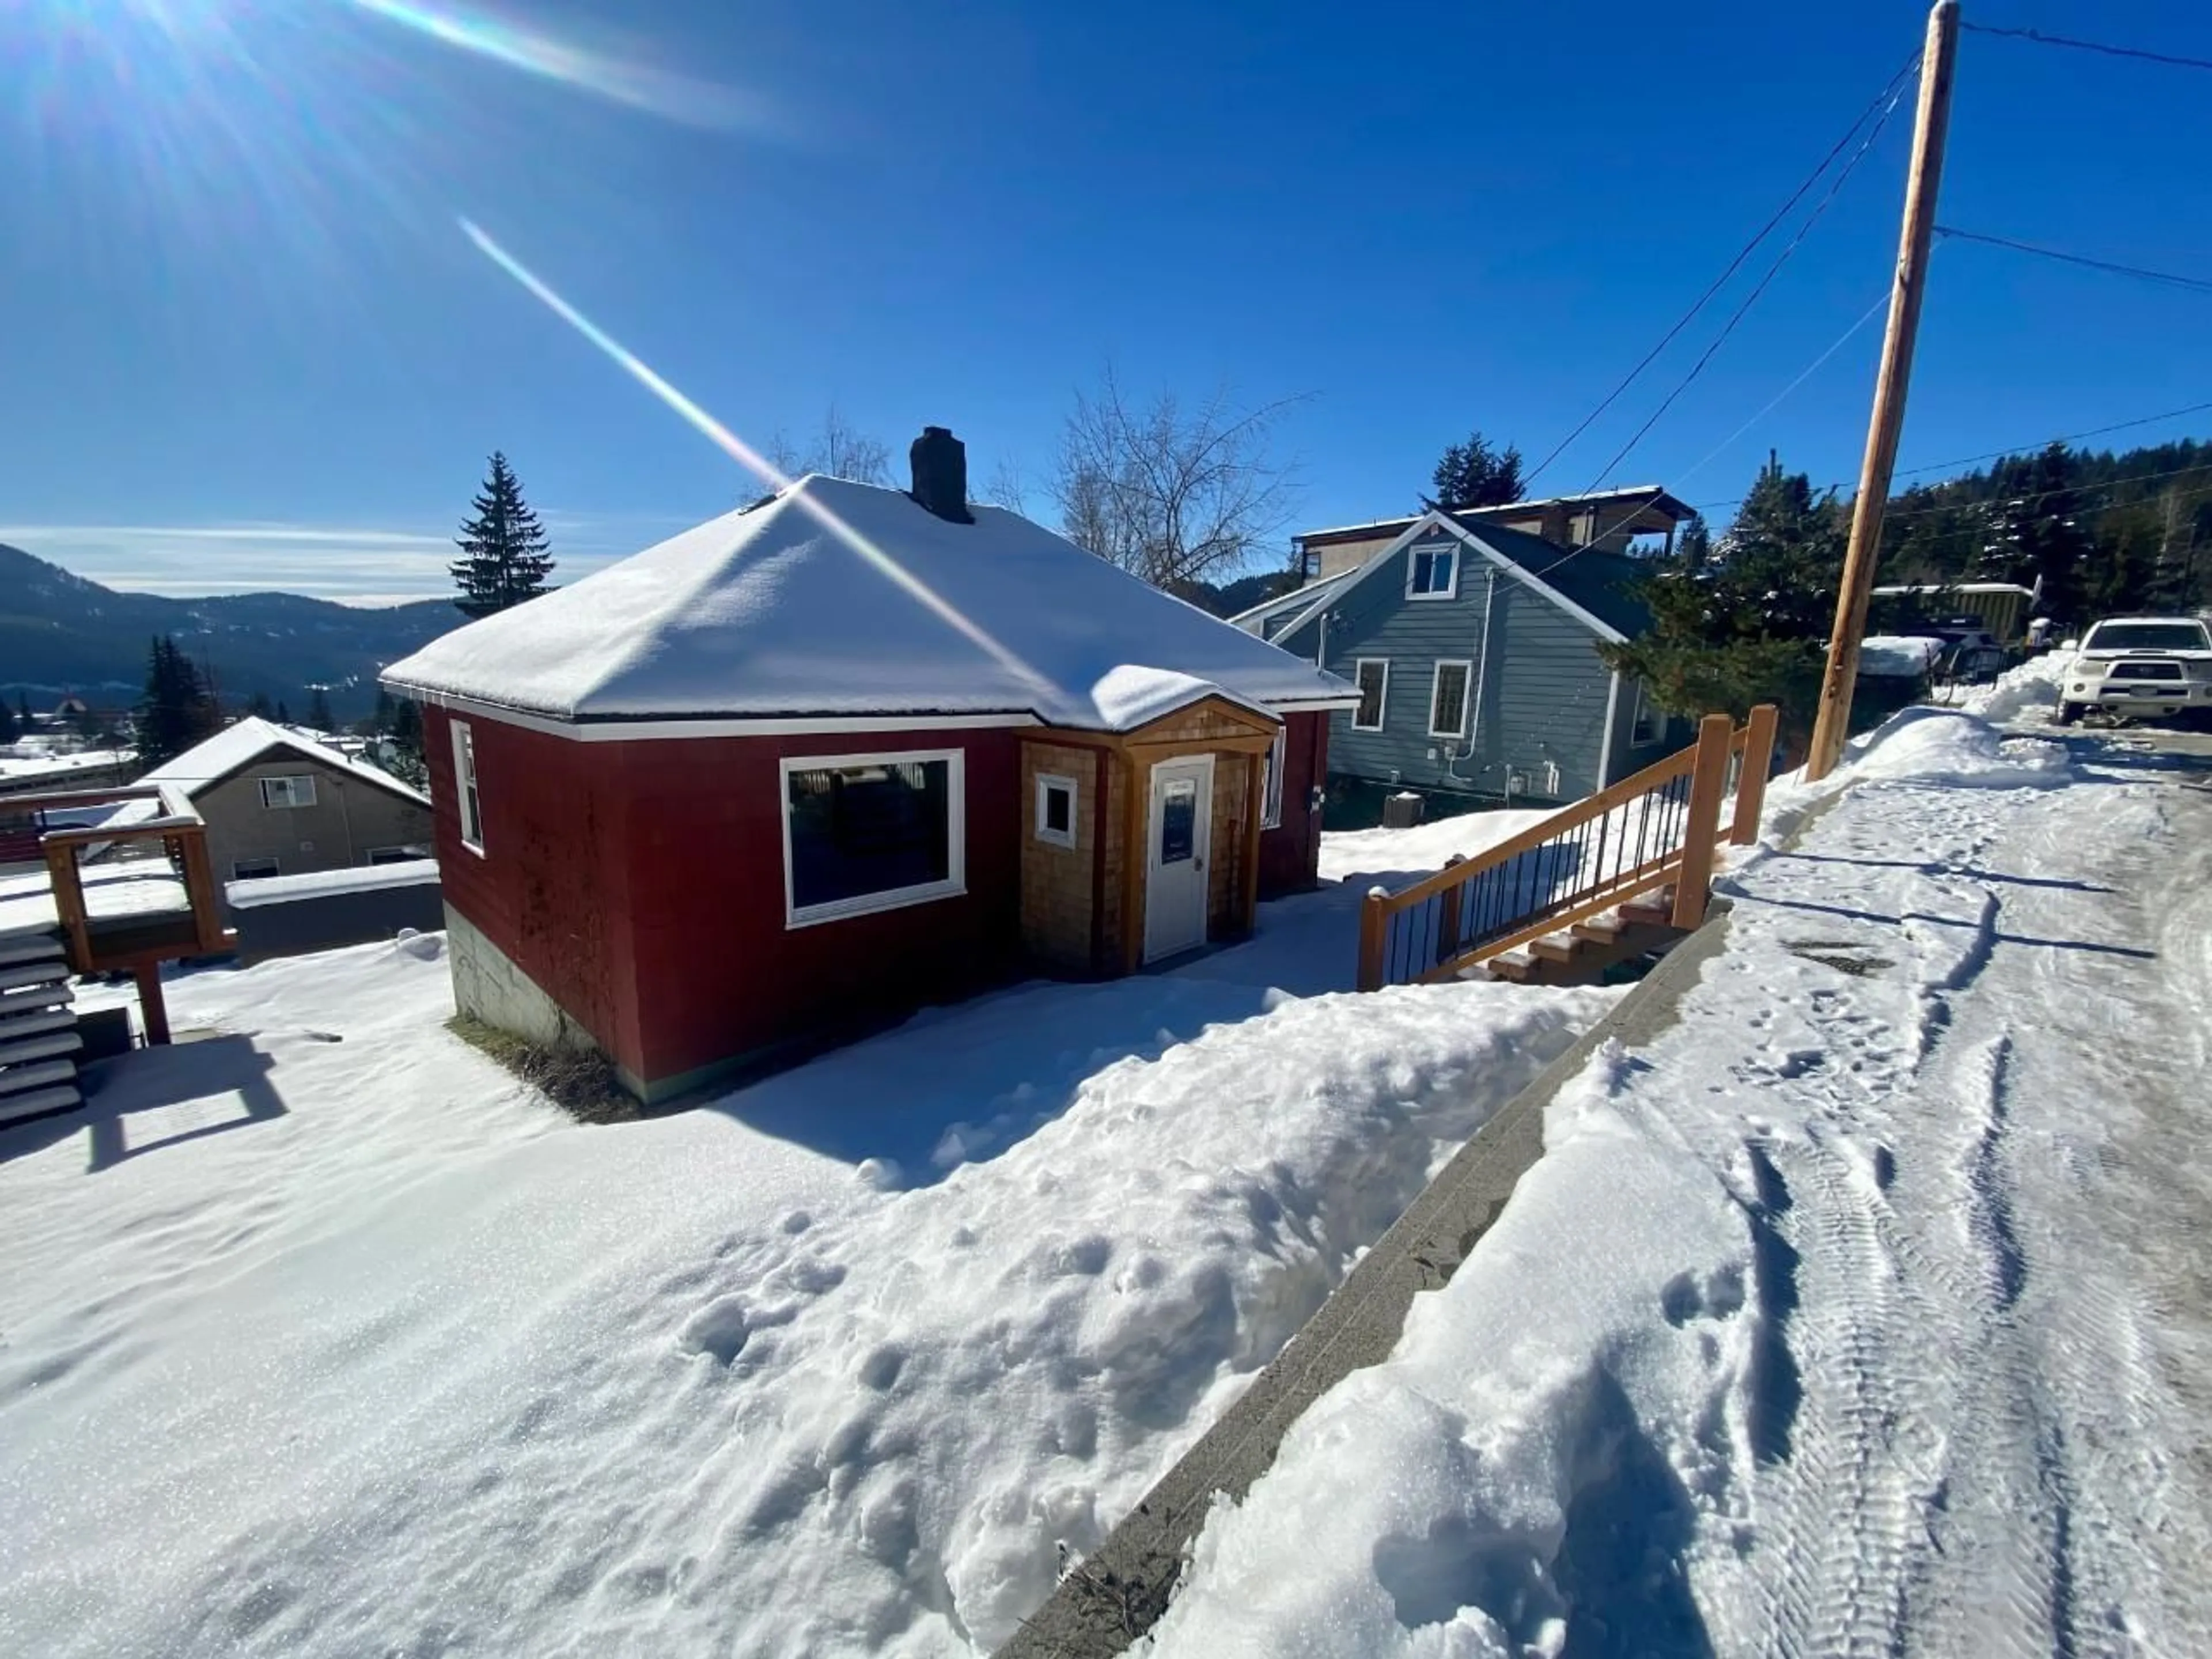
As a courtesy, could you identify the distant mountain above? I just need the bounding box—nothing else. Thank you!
[0,545,463,719]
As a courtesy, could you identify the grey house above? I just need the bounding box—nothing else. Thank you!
[1237,509,1687,812]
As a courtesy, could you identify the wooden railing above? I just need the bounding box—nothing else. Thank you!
[1,785,234,1044]
[1356,704,1778,992]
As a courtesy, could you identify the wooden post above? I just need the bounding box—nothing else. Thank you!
[1672,714,1736,930]
[1357,889,1389,992]
[1731,704,1780,845]
[133,961,172,1046]
[1434,856,1466,965]
[178,827,225,951]
[1119,752,1147,974]
[1238,752,1264,938]
[1806,0,1960,781]
[43,840,92,972]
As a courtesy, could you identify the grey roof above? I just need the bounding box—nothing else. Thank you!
[1465,521,1653,639]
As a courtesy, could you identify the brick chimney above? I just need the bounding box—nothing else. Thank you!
[909,427,974,524]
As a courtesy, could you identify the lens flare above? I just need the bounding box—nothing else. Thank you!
[457,218,1055,699]
[341,0,772,131]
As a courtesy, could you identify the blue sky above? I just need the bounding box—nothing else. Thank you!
[3,0,2208,601]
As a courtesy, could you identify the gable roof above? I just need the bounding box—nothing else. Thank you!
[1274,510,1652,646]
[382,475,1357,733]
[138,718,430,807]
[1228,570,1357,634]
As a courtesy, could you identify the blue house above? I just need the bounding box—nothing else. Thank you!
[1234,508,1687,814]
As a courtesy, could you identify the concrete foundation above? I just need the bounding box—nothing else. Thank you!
[446,904,609,1059]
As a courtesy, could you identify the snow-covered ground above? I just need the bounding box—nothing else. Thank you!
[1142,705,2212,1656]
[0,813,1610,1658]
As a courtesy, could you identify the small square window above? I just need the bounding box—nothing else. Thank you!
[1035,772,1078,849]
[258,774,317,810]
[1406,540,1458,599]
[232,857,280,881]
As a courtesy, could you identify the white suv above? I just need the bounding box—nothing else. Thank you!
[2055,616,2212,727]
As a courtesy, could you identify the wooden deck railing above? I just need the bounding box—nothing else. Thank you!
[1356,704,1778,992]
[1,784,234,1044]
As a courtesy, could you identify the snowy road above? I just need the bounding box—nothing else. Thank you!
[1146,712,2212,1657]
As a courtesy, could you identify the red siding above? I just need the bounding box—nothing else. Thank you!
[430,710,1021,1091]
[429,710,646,1075]
[1257,711,1329,899]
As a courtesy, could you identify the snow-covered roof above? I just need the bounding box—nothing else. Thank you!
[138,718,429,806]
[381,475,1358,733]
[1873,582,2037,597]
[1227,571,1355,632]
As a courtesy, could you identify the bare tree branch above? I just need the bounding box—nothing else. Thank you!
[1049,369,1309,592]
[763,406,892,487]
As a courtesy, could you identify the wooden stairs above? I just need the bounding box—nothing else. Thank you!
[1,926,82,1128]
[1483,887,1689,986]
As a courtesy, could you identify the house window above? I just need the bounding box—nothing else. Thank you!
[1351,659,1389,731]
[1035,772,1078,849]
[258,774,317,810]
[1429,661,1472,738]
[232,857,280,880]
[1260,725,1286,830]
[782,750,965,927]
[452,721,484,853]
[367,845,425,866]
[1406,541,1459,600]
[1630,686,1657,745]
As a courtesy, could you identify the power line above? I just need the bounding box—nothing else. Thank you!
[1936,226,2212,296]
[1520,52,1921,493]
[1962,21,2212,74]
[1895,400,2212,478]
[1578,71,1918,498]
[1672,290,1892,491]
[1696,444,2212,518]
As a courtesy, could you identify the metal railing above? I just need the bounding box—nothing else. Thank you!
[1357,705,1778,991]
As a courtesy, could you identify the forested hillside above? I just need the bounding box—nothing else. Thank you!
[1878,437,2212,621]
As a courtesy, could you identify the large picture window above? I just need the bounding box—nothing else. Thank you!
[782,750,965,926]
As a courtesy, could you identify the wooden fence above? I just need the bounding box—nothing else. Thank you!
[1356,705,1778,992]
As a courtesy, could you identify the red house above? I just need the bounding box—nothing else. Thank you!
[383,431,1357,1103]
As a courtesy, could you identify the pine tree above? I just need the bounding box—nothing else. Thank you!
[135,636,220,772]
[14,692,29,729]
[0,696,17,745]
[306,685,335,732]
[1600,457,1845,749]
[450,451,557,618]
[385,697,429,787]
[245,691,275,719]
[276,699,291,725]
[1429,431,1525,510]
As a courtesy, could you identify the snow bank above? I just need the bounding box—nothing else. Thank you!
[1949,650,2070,725]
[1840,707,2071,790]
[0,937,1611,1656]
[1320,808,1556,885]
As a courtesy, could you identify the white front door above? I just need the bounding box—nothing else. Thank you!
[1143,756,1214,964]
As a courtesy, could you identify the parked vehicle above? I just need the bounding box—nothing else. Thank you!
[2054,616,2212,726]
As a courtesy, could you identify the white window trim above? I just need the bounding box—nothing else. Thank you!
[1428,659,1473,738]
[780,748,967,930]
[258,774,318,810]
[1260,725,1286,830]
[452,719,485,855]
[231,857,281,880]
[1404,542,1460,601]
[1034,771,1078,849]
[1629,683,1657,745]
[1351,658,1390,732]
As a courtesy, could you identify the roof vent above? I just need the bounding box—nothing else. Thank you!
[909,426,974,525]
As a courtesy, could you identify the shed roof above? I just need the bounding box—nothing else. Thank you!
[382,475,1357,733]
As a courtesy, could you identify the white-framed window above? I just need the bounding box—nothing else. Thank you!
[1429,660,1472,738]
[1630,685,1657,745]
[258,774,317,810]
[1035,772,1078,849]
[1260,724,1286,830]
[1406,540,1459,600]
[1351,659,1389,731]
[781,749,965,928]
[232,857,280,880]
[367,845,425,866]
[452,720,484,853]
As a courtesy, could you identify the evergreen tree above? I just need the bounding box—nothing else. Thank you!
[385,697,429,787]
[450,451,557,618]
[1429,431,1525,510]
[14,691,30,729]
[306,685,335,732]
[245,691,276,719]
[0,696,17,745]
[1600,457,1846,750]
[135,636,220,772]
[276,699,291,725]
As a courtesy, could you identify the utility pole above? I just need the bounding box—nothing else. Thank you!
[1806,0,1961,781]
